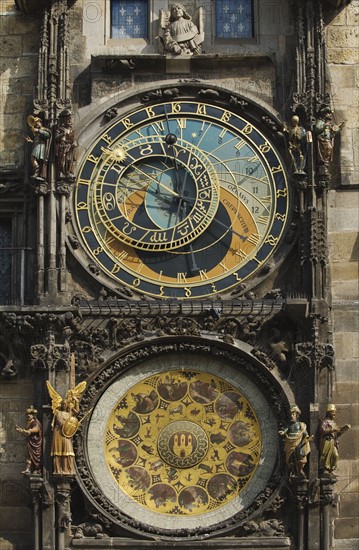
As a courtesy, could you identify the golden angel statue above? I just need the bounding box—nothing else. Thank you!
[159,3,205,56]
[46,381,87,475]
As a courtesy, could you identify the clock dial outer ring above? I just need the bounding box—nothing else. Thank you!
[74,100,290,298]
[85,351,278,533]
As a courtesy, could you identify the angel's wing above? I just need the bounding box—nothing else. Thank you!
[68,381,87,400]
[46,380,62,413]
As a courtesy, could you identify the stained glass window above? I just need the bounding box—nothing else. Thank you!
[216,0,254,39]
[111,0,148,39]
[0,221,12,304]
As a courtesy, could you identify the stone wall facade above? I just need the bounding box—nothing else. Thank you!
[326,3,358,547]
[0,1,358,549]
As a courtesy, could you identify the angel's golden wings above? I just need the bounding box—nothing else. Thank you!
[46,380,87,413]
[66,381,87,401]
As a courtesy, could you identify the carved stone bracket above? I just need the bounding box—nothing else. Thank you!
[319,477,337,506]
[53,475,74,550]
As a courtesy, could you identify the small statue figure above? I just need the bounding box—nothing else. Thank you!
[317,403,351,477]
[55,110,77,180]
[279,405,312,478]
[15,406,43,475]
[25,115,51,180]
[160,3,204,56]
[46,380,87,475]
[314,107,345,175]
[287,115,307,175]
[0,358,17,379]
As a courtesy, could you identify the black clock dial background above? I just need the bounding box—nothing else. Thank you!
[134,203,232,278]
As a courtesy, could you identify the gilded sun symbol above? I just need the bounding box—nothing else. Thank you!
[101,146,127,162]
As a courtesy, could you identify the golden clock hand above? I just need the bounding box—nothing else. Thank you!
[178,194,248,242]
[212,217,248,242]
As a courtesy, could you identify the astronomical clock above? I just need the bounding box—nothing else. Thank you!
[73,95,289,299]
[69,84,293,541]
[2,1,348,548]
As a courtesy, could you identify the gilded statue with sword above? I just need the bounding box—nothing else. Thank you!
[46,380,90,475]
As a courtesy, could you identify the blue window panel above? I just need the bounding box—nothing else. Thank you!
[111,0,148,39]
[216,0,253,39]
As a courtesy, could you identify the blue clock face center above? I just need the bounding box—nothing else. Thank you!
[144,164,196,230]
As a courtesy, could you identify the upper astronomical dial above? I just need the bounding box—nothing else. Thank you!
[93,136,220,252]
[75,99,290,299]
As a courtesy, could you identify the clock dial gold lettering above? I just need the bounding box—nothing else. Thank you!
[177,273,187,283]
[196,104,207,116]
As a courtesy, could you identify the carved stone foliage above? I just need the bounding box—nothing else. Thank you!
[74,339,286,539]
[31,339,70,371]
[0,311,79,375]
[67,304,293,378]
[295,342,334,371]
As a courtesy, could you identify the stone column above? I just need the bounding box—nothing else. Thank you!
[320,477,336,550]
[289,477,309,550]
[28,475,44,550]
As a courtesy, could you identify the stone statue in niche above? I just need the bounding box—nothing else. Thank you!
[159,3,204,56]
[316,403,351,478]
[15,406,43,474]
[55,110,77,181]
[46,381,87,475]
[25,115,51,180]
[314,106,345,175]
[287,115,308,175]
[279,405,312,478]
